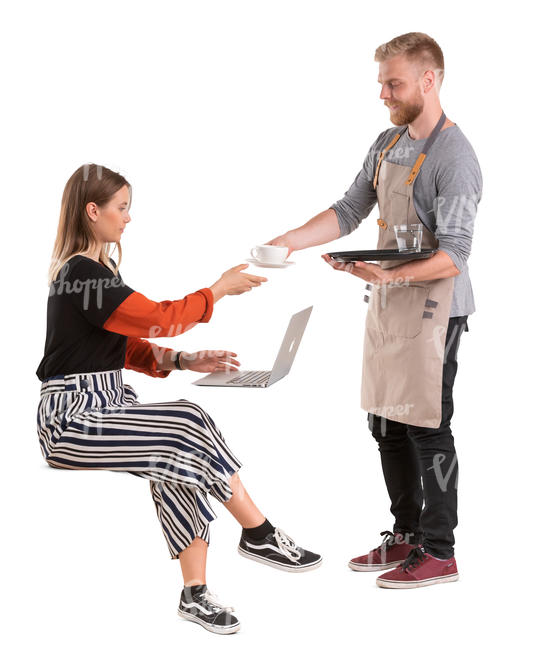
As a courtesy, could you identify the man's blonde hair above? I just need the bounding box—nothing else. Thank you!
[375,32,445,88]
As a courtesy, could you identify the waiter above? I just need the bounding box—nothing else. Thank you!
[267,32,482,589]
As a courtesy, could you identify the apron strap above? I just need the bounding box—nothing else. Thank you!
[372,132,402,190]
[405,111,447,185]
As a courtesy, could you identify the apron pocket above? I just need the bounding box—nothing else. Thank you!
[378,284,430,338]
[390,190,411,223]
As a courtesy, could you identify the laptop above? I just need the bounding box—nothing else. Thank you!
[192,306,313,388]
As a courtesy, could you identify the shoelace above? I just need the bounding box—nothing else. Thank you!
[400,546,426,572]
[374,530,398,552]
[273,527,302,561]
[203,589,235,614]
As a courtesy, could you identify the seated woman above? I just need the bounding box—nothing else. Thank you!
[36,163,322,636]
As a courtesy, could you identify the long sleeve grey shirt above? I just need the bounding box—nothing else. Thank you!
[330,124,482,317]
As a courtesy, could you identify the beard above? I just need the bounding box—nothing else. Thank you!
[386,93,424,126]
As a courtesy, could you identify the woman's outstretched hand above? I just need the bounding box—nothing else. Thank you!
[210,264,268,301]
[180,350,240,373]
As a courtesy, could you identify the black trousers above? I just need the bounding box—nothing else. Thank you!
[367,315,469,559]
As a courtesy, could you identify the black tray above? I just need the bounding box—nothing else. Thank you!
[327,248,437,262]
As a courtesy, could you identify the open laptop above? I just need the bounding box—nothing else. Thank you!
[193,306,313,388]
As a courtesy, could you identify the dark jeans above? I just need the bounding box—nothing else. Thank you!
[367,315,469,559]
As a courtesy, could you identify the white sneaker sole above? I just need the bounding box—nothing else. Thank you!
[348,560,402,572]
[237,545,322,572]
[177,608,241,634]
[376,573,459,589]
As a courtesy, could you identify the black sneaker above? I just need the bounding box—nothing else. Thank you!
[238,527,322,572]
[177,584,240,635]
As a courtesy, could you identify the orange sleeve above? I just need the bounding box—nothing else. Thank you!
[124,337,175,378]
[102,287,214,337]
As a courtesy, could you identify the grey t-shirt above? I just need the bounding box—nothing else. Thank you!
[330,124,482,317]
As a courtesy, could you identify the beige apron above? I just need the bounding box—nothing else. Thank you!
[360,112,454,428]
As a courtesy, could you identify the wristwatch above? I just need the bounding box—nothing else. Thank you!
[174,351,185,370]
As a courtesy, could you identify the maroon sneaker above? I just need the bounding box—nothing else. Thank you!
[376,546,459,588]
[348,531,419,572]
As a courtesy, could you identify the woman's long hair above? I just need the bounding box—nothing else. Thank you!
[48,164,131,285]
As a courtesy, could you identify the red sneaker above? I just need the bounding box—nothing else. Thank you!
[376,546,459,588]
[348,531,419,572]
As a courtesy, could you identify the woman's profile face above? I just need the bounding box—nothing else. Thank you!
[86,184,131,244]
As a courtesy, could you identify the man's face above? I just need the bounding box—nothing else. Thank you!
[378,54,424,126]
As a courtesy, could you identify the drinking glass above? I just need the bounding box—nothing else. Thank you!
[393,223,423,253]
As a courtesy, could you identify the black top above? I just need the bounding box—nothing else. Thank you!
[36,255,135,381]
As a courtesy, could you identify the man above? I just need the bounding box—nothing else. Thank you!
[267,32,482,589]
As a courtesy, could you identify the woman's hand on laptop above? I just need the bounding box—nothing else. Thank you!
[180,350,241,373]
[210,264,267,301]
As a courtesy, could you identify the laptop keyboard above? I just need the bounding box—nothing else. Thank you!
[226,370,271,386]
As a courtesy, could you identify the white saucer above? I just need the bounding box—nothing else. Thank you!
[245,258,295,269]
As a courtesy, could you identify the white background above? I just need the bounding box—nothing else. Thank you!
[2,0,534,647]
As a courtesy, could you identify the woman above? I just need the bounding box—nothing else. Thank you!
[36,163,322,635]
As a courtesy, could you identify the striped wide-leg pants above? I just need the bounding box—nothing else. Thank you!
[36,368,242,558]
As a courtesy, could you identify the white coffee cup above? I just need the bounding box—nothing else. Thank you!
[250,244,289,264]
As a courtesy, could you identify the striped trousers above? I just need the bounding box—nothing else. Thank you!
[36,368,242,558]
